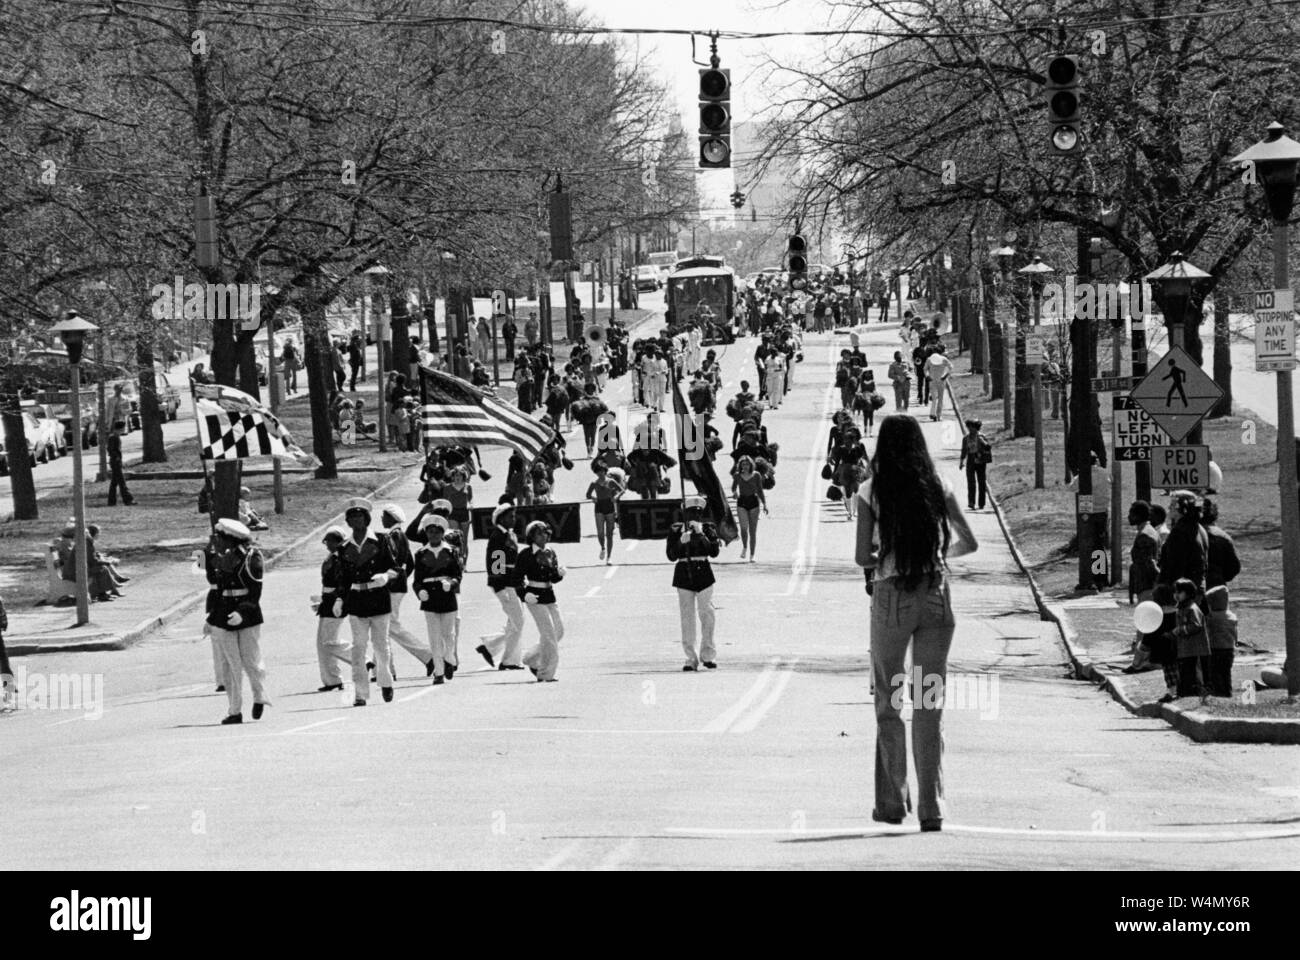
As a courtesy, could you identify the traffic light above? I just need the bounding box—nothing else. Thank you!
[698,67,731,168]
[786,235,807,289]
[1044,54,1080,155]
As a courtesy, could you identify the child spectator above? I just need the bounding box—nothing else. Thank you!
[239,486,270,532]
[958,418,992,511]
[1203,585,1237,697]
[405,399,421,452]
[1166,577,1209,700]
[393,402,410,451]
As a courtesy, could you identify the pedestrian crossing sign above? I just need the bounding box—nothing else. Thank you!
[1128,346,1223,442]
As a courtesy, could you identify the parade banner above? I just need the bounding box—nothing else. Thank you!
[469,501,582,543]
[193,383,317,466]
[617,498,682,540]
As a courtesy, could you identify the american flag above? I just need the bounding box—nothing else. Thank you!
[193,383,317,466]
[418,366,555,461]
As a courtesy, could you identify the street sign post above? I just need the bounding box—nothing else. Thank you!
[1253,288,1296,372]
[1151,444,1211,491]
[1024,326,1048,365]
[1112,395,1171,460]
[1129,346,1224,442]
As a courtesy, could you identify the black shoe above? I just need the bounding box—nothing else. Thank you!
[318,683,344,692]
[432,676,445,685]
[528,666,538,678]
[682,664,697,672]
[1157,693,1175,704]
[221,714,242,725]
[444,663,456,680]
[215,685,226,693]
[702,661,717,669]
[426,659,436,677]
[872,810,903,825]
[381,687,394,703]
[499,664,524,671]
[353,698,366,707]
[392,664,398,680]
[476,644,496,668]
[252,702,265,720]
[920,819,943,833]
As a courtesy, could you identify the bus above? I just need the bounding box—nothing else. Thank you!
[646,250,683,283]
[665,255,737,344]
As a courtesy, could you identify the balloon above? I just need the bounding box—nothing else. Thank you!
[1134,600,1164,634]
[1209,461,1222,492]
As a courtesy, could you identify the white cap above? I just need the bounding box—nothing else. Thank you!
[214,518,252,542]
[323,525,349,542]
[683,495,706,510]
[420,513,449,532]
[344,497,372,515]
[492,503,515,523]
[430,499,453,515]
[380,503,406,525]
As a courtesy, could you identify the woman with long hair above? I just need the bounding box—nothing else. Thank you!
[731,455,768,562]
[855,414,977,833]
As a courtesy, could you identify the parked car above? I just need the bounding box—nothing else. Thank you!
[24,407,66,462]
[39,395,99,449]
[634,265,662,292]
[110,368,183,428]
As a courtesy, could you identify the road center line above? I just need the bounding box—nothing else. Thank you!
[280,716,349,735]
[604,565,618,580]
[702,658,782,733]
[583,585,602,598]
[730,660,799,733]
[396,686,437,704]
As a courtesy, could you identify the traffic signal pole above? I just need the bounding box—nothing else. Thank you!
[1074,225,1094,590]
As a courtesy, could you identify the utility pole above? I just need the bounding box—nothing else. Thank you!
[1073,225,1094,590]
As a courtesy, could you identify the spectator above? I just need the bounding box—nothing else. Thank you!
[281,338,301,394]
[524,312,539,347]
[502,315,517,360]
[332,341,347,391]
[70,523,128,602]
[1150,503,1170,553]
[1204,585,1238,697]
[1123,500,1161,674]
[887,351,911,411]
[0,590,13,712]
[925,343,953,421]
[348,332,364,391]
[1200,498,1242,590]
[958,418,991,511]
[1156,491,1208,597]
[1167,577,1209,700]
[239,486,269,532]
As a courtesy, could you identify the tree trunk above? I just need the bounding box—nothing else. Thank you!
[236,330,260,401]
[209,316,241,521]
[1,405,38,519]
[302,292,338,480]
[135,330,167,463]
[1013,285,1033,437]
[1209,298,1233,419]
[391,295,411,383]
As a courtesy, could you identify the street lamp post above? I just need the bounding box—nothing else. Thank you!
[1019,256,1054,489]
[1232,122,1300,699]
[50,311,100,627]
[993,246,1016,430]
[365,265,391,453]
[842,245,858,325]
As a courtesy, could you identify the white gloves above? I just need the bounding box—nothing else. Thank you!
[332,598,343,618]
[680,531,692,545]
[226,611,243,627]
[369,572,389,588]
[555,565,566,578]
[524,593,540,605]
[439,579,452,592]
[417,590,430,602]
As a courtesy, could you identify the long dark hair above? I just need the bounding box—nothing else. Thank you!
[868,415,950,591]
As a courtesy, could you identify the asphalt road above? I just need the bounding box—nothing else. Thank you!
[2,318,1296,869]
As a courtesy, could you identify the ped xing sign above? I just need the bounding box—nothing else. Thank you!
[1253,288,1296,372]
[1112,395,1171,460]
[1024,327,1048,365]
[1152,445,1211,492]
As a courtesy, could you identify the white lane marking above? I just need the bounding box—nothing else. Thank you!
[729,660,798,733]
[702,658,782,733]
[280,716,349,735]
[47,715,88,727]
[536,841,584,871]
[785,344,838,596]
[593,838,639,870]
[662,824,1300,841]
[583,586,602,598]
[626,541,639,553]
[396,686,437,704]
[604,565,619,580]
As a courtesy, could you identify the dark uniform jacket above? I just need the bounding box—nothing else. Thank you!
[385,528,415,595]
[515,545,563,605]
[318,550,346,619]
[666,521,720,592]
[338,532,398,618]
[413,544,463,614]
[485,524,520,593]
[204,542,265,629]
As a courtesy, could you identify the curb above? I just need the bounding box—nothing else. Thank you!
[943,366,1300,744]
[9,467,415,657]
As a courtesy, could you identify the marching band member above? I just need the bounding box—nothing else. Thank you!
[445,468,474,549]
[518,521,566,682]
[380,504,435,677]
[586,461,625,564]
[476,503,527,670]
[667,495,721,671]
[313,525,351,692]
[203,518,270,724]
[338,498,400,706]
[413,514,463,684]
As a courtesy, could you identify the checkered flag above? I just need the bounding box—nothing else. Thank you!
[194,383,317,467]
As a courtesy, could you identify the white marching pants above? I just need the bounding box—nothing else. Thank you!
[316,616,351,686]
[522,602,564,681]
[423,611,458,679]
[388,592,432,666]
[210,624,268,716]
[678,586,716,667]
[482,588,525,667]
[349,614,391,702]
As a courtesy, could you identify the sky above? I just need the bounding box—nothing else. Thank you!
[573,0,839,215]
